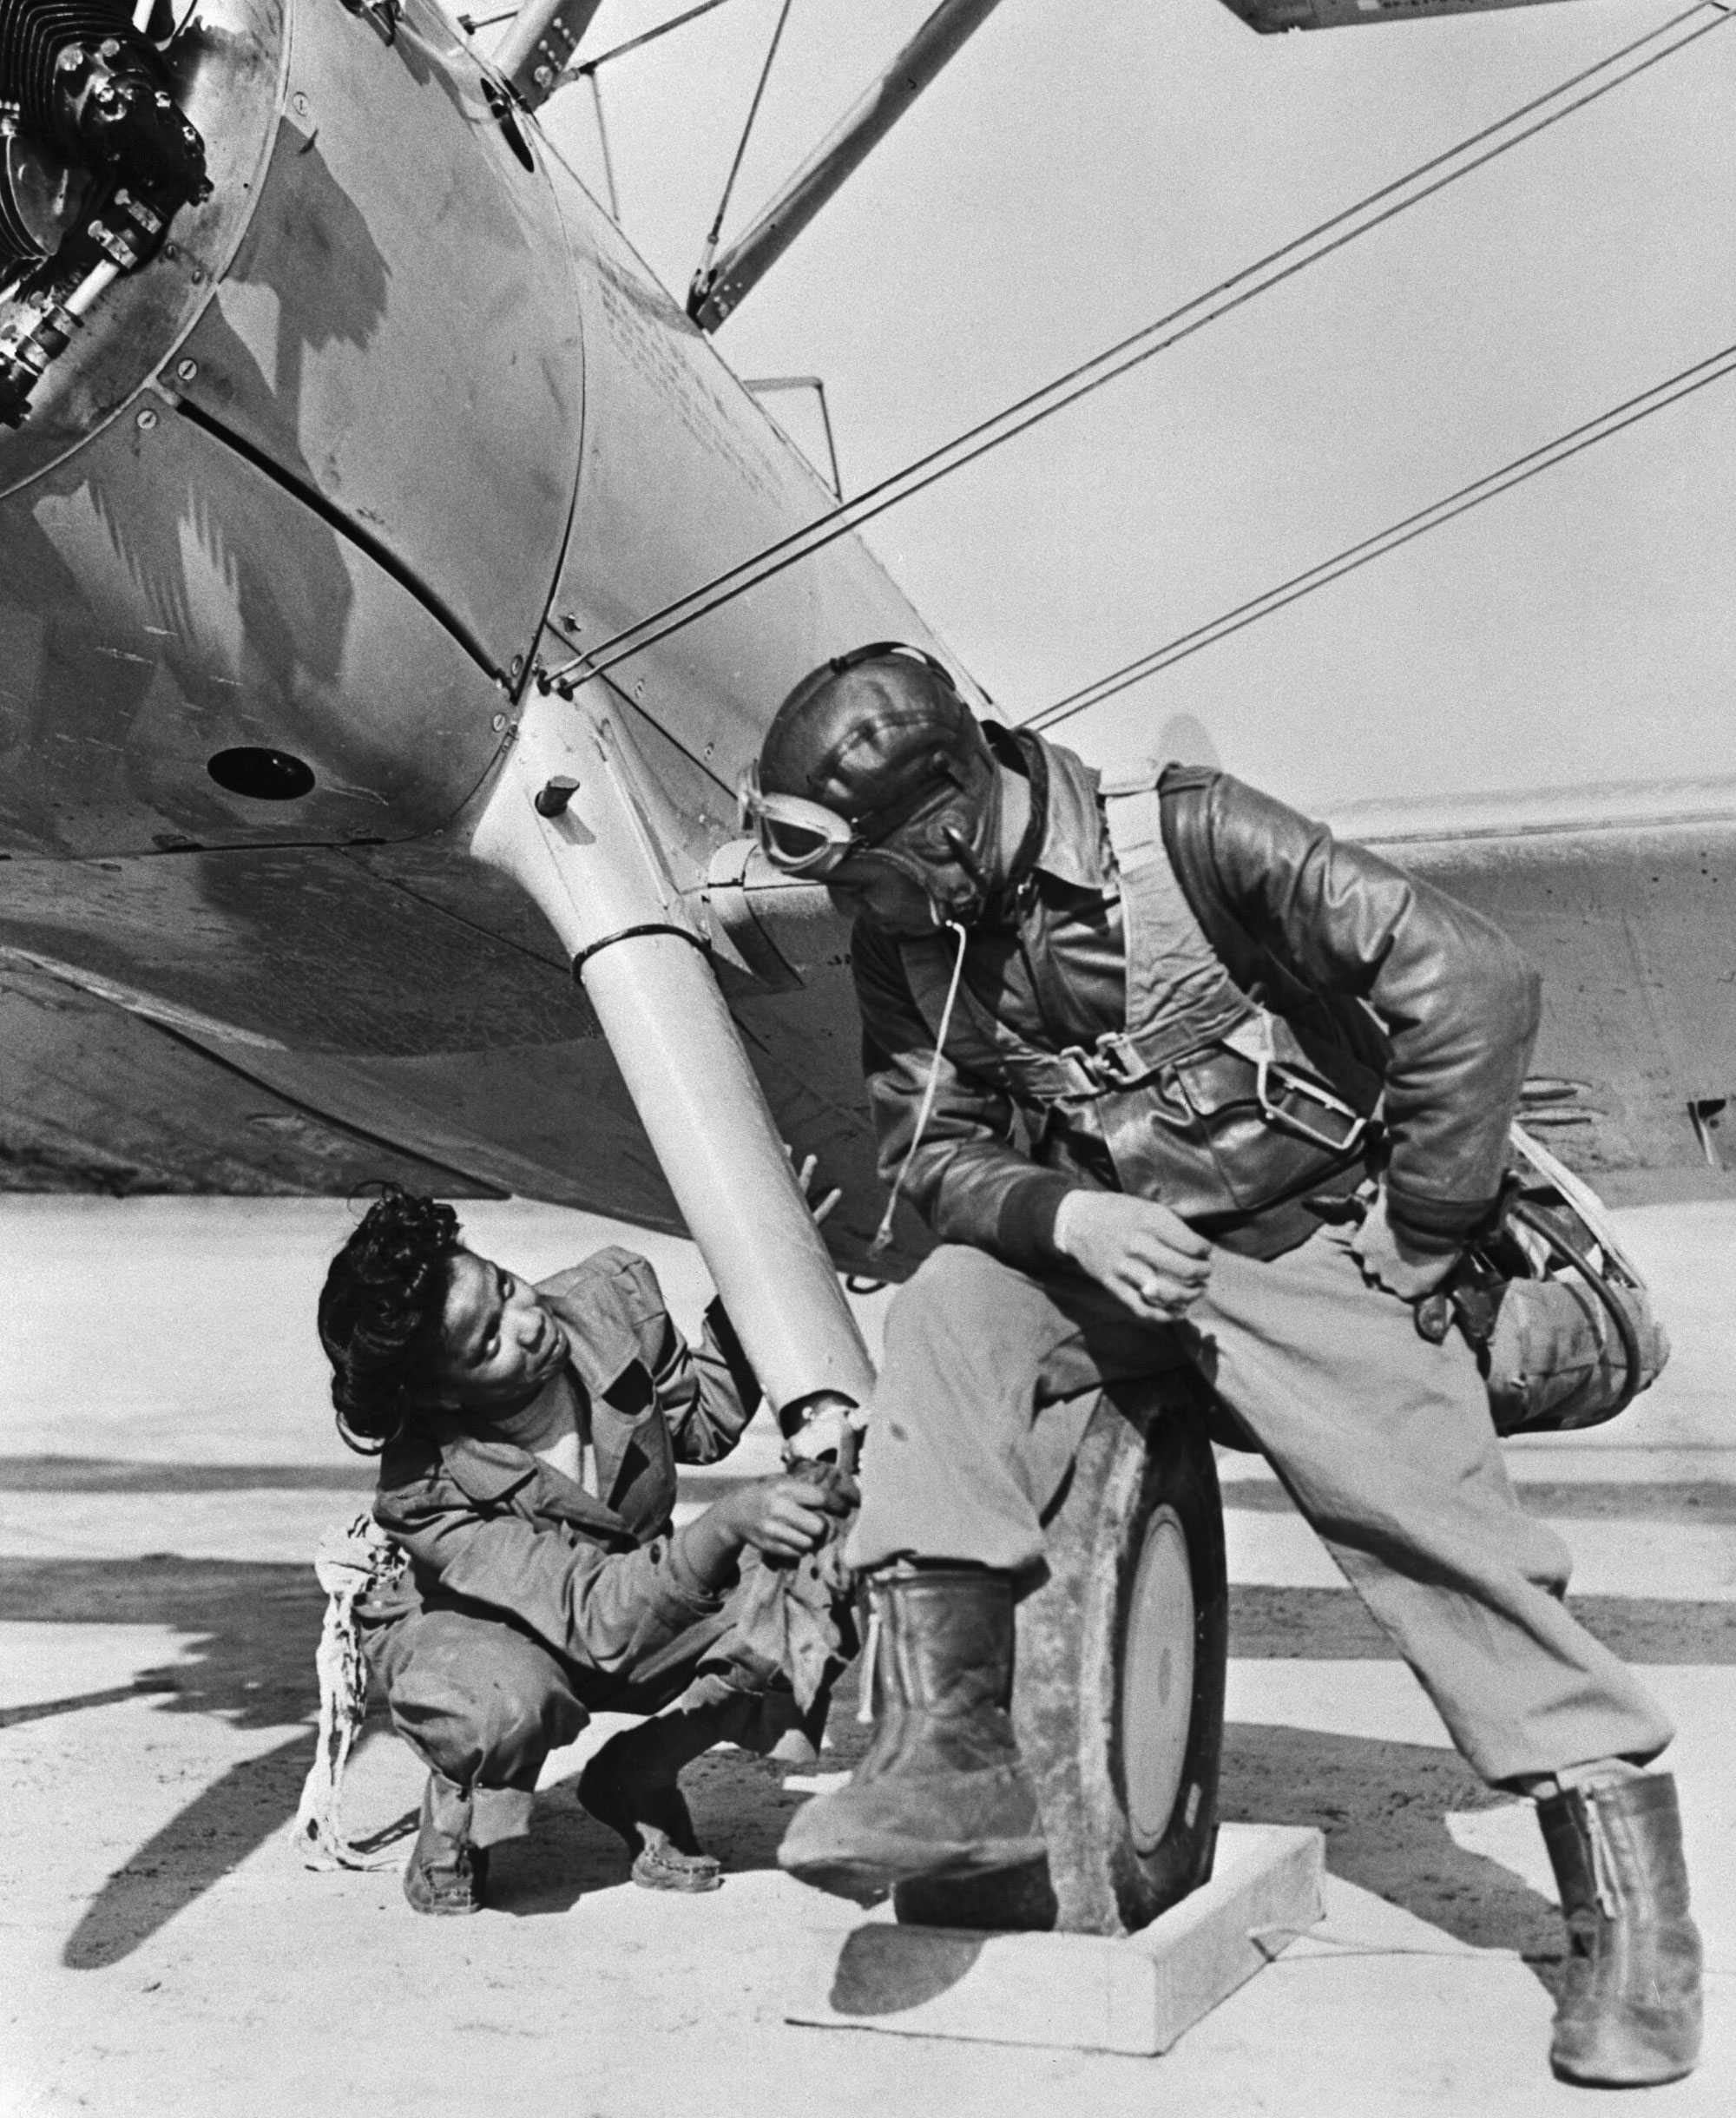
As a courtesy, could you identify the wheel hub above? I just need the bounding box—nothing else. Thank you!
[1120,1504,1196,1854]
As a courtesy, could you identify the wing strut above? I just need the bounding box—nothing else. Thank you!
[687,0,1010,332]
[497,0,608,110]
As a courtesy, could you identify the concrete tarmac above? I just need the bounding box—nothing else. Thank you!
[1,1194,1732,2117]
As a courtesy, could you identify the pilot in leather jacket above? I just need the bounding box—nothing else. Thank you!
[850,726,1538,1267]
[754,648,1699,2089]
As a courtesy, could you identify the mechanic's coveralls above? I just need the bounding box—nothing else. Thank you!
[364,1246,779,1846]
[847,735,1670,1786]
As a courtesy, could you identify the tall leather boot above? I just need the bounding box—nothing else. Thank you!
[403,1770,489,1916]
[1537,1772,1702,2086]
[777,1567,1044,1892]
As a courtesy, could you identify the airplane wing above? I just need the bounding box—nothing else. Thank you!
[0,950,506,1196]
[1216,0,1581,30]
[1325,777,1736,1186]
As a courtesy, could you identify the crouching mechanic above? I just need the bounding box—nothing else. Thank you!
[317,1187,855,1915]
[743,644,1701,2088]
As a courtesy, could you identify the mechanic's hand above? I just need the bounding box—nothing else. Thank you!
[718,1468,858,1560]
[1053,1191,1212,1320]
[1350,1190,1460,1300]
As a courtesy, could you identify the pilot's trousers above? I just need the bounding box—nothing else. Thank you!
[847,1222,1673,1787]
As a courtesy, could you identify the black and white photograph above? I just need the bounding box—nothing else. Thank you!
[1,1,1730,2109]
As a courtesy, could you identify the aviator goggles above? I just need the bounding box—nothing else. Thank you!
[739,765,991,905]
[738,760,866,878]
[742,641,970,878]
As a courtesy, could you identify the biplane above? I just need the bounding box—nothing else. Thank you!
[3,0,1729,1928]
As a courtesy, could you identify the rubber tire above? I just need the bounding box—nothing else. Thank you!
[894,1375,1228,1937]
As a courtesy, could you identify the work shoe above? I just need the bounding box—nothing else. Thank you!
[403,1773,489,1916]
[777,1567,1044,1893]
[578,1742,722,1893]
[1537,1772,1702,2086]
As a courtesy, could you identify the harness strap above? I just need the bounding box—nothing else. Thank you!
[898,760,1260,1102]
[893,760,1375,1177]
[1097,763,1259,1075]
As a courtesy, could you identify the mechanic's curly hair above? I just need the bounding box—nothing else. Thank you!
[318,1186,464,1454]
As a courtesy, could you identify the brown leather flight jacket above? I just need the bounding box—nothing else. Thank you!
[851,739,1542,1266]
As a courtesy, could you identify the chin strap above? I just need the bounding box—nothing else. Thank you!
[869,918,970,1258]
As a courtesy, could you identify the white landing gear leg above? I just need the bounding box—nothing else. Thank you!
[470,681,874,1426]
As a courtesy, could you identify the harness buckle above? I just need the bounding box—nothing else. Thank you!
[1224,1015,1371,1156]
[1050,1046,1114,1097]
[1085,1034,1161,1089]
[1253,1055,1370,1154]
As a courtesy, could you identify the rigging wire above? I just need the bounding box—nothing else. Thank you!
[572,0,740,78]
[542,0,1731,694]
[587,67,622,221]
[1024,339,1736,733]
[694,0,798,286]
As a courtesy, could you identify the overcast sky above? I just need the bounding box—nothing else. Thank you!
[524,0,1735,811]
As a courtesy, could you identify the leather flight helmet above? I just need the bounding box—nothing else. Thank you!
[750,644,1003,912]
[760,643,990,832]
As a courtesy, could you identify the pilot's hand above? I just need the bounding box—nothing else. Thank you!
[786,1143,843,1227]
[1350,1191,1460,1301]
[1053,1191,1212,1321]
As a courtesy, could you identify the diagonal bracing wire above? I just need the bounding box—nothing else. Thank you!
[693,0,798,287]
[571,0,740,77]
[1023,340,1736,732]
[542,0,1732,693]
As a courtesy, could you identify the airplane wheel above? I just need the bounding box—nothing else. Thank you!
[894,1378,1227,1937]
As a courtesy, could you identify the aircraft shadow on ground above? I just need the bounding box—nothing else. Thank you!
[0,1556,328,1969]
[62,1728,319,1970]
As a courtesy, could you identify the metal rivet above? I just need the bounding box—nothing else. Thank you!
[136,407,158,431]
[293,92,310,116]
[175,358,197,383]
[491,712,508,732]
[562,614,582,632]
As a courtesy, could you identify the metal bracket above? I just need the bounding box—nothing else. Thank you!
[334,0,401,45]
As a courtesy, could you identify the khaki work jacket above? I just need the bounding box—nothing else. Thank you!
[370,1248,757,1681]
